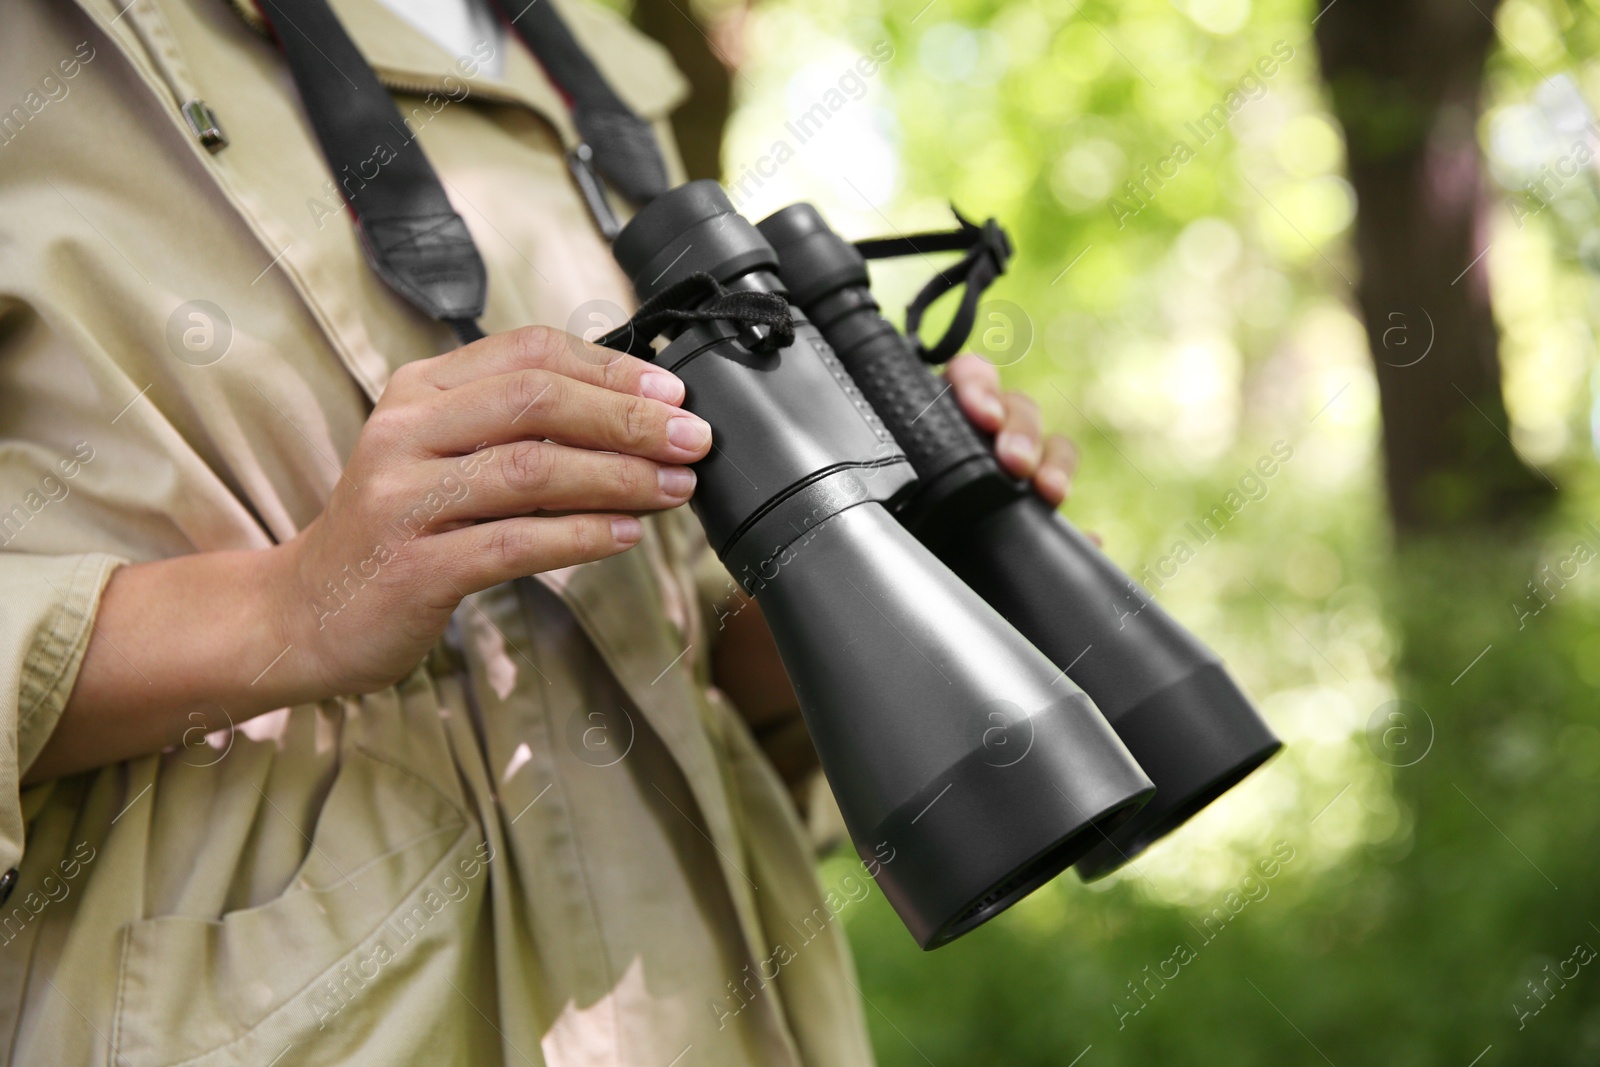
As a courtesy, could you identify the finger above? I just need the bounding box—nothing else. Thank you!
[1035,434,1080,506]
[397,367,711,463]
[405,325,685,405]
[433,513,644,594]
[994,391,1043,479]
[402,444,695,528]
[945,353,1005,431]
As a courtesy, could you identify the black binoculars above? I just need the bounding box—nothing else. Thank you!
[606,181,1280,948]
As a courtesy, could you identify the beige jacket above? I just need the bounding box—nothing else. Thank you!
[0,1,875,1063]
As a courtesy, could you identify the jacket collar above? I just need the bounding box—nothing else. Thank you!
[219,0,686,140]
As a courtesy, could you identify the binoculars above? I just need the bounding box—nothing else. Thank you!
[606,181,1279,948]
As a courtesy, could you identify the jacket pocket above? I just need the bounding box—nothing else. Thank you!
[109,746,487,1067]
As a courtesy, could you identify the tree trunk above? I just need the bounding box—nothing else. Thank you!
[1315,0,1555,533]
[630,0,733,182]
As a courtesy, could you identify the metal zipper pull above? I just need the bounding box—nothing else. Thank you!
[181,99,228,151]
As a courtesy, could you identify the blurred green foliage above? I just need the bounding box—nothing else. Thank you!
[708,0,1600,1062]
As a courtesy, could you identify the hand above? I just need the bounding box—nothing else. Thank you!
[945,352,1080,506]
[277,325,712,696]
[34,326,714,783]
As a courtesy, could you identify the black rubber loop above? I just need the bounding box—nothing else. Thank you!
[597,272,794,360]
[854,209,1013,366]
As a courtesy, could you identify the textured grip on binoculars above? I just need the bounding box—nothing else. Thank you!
[839,317,995,481]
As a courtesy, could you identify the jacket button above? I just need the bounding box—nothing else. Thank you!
[0,867,16,906]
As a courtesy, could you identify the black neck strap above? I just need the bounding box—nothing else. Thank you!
[492,0,670,207]
[257,0,489,344]
[855,209,1013,366]
[257,0,672,346]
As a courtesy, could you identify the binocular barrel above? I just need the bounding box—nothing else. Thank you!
[756,204,1281,879]
[610,182,1154,947]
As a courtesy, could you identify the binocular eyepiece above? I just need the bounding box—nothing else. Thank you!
[610,182,1155,948]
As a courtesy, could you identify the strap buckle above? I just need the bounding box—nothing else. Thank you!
[568,143,623,241]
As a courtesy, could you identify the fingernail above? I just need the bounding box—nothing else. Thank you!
[640,368,684,404]
[997,431,1039,471]
[611,517,643,545]
[1036,466,1069,503]
[667,414,711,451]
[658,466,697,498]
[980,392,1005,423]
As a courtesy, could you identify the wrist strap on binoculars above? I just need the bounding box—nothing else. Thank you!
[597,273,794,359]
[854,210,1013,366]
[257,0,671,346]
